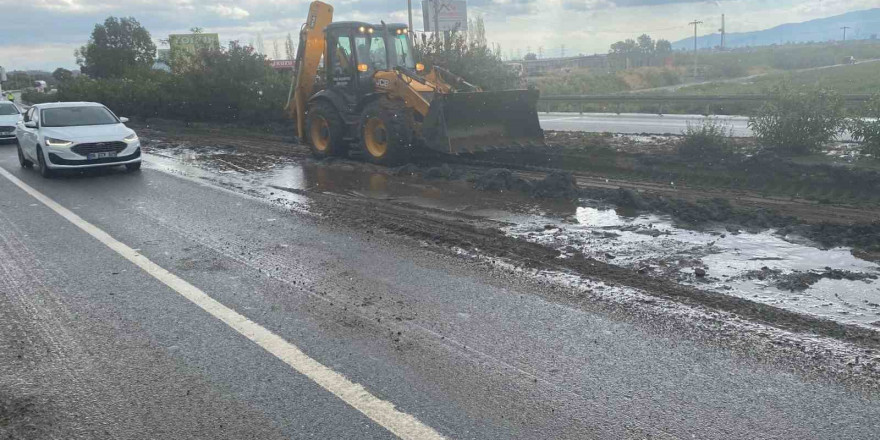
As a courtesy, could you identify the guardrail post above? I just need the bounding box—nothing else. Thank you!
[579,102,584,115]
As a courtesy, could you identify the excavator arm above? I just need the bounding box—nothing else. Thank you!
[290,1,334,140]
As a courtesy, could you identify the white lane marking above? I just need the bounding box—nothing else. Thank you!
[0,166,446,440]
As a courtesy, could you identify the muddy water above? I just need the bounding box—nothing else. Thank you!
[143,151,880,328]
[504,207,880,327]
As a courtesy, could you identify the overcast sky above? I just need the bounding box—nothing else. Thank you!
[1,0,877,71]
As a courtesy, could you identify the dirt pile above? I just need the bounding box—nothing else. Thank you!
[473,169,534,193]
[742,267,877,291]
[424,164,455,179]
[776,269,878,292]
[531,172,580,199]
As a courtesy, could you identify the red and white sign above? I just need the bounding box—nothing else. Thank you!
[422,0,467,32]
[270,59,296,70]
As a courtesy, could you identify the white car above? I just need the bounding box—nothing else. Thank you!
[0,101,24,143]
[15,102,141,177]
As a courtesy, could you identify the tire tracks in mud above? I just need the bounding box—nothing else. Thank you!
[281,185,880,349]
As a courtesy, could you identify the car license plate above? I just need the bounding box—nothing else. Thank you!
[88,152,117,160]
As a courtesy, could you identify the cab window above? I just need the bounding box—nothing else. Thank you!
[330,35,354,85]
[355,36,388,71]
[392,34,415,69]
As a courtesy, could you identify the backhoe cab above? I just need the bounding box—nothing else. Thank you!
[290,1,544,165]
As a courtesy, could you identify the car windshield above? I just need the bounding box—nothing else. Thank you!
[41,106,118,127]
[0,103,19,115]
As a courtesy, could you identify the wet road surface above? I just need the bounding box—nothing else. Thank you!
[539,113,753,137]
[2,143,880,439]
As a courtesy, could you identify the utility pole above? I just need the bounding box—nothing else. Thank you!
[841,26,851,41]
[407,0,413,35]
[689,20,703,79]
[720,14,725,50]
[433,0,441,43]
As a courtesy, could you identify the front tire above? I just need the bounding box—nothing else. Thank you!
[36,146,53,178]
[126,162,142,172]
[359,98,413,166]
[16,142,33,168]
[306,100,347,158]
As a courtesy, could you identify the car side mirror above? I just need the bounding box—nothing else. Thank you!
[24,121,37,129]
[119,117,129,123]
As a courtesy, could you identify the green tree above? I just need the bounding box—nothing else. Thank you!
[637,34,655,54]
[655,39,672,53]
[52,68,73,83]
[76,16,156,78]
[415,29,518,91]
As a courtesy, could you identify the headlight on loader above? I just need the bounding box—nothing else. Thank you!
[416,63,425,72]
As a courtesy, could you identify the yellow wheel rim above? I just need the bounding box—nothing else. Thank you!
[364,118,388,158]
[310,117,330,152]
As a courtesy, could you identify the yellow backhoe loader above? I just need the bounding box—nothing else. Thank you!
[288,1,544,165]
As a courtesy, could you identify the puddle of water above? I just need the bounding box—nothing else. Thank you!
[144,154,311,210]
[503,206,880,327]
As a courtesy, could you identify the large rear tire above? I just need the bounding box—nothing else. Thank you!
[359,98,413,166]
[306,100,347,158]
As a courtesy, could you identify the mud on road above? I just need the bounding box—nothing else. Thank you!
[133,120,880,390]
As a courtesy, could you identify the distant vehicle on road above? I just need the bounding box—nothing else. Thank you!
[0,101,24,143]
[844,56,856,65]
[15,102,141,177]
[34,80,48,92]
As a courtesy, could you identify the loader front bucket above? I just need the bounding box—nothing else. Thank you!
[421,88,545,154]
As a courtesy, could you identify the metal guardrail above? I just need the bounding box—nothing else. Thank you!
[539,94,873,104]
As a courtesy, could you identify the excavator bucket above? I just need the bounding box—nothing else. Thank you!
[421,89,545,154]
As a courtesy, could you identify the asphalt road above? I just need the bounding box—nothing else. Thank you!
[2,143,879,439]
[539,112,753,137]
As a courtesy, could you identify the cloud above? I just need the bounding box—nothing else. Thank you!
[207,4,250,19]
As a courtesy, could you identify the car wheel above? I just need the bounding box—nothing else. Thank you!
[36,146,53,178]
[126,162,141,172]
[16,142,33,168]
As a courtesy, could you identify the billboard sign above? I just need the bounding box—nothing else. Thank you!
[168,33,220,53]
[422,0,467,32]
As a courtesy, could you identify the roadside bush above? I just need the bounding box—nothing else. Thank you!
[678,118,733,158]
[748,83,845,155]
[56,42,289,124]
[21,90,58,105]
[849,94,880,157]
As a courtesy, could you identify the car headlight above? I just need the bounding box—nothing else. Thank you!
[45,137,74,147]
[123,133,139,143]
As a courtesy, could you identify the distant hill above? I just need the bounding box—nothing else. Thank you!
[672,8,880,50]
